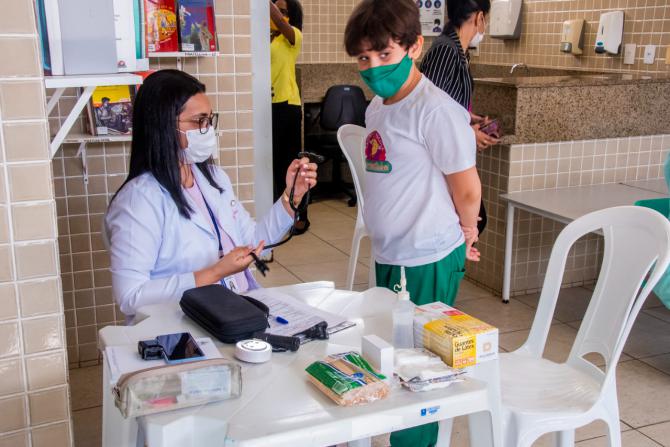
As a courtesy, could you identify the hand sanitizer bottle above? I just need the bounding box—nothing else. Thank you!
[392,267,415,349]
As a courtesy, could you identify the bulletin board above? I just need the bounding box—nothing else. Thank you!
[416,0,445,36]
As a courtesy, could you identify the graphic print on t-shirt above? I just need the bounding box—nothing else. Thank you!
[365,130,392,173]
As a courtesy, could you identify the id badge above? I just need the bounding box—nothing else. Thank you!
[223,275,240,292]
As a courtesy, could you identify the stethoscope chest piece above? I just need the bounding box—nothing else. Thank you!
[234,339,272,363]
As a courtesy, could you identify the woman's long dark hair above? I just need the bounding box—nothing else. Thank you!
[113,69,222,218]
[274,0,303,31]
[447,0,490,29]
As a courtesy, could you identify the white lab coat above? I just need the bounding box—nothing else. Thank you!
[104,166,293,316]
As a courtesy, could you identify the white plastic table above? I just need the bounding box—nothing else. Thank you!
[621,178,668,195]
[100,282,502,447]
[501,183,667,302]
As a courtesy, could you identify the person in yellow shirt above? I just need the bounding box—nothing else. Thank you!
[271,0,309,233]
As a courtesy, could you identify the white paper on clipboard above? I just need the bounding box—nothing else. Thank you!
[246,289,355,336]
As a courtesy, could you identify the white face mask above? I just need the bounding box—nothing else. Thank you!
[470,31,484,48]
[179,126,217,164]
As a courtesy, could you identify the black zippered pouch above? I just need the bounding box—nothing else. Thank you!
[179,285,270,343]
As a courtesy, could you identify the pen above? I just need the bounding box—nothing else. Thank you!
[275,316,289,325]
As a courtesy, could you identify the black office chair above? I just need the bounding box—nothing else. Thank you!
[305,85,368,206]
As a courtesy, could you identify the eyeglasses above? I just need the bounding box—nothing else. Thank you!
[178,113,219,134]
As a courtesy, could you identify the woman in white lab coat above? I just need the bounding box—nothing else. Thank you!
[105,70,317,317]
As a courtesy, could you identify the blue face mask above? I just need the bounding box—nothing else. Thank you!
[359,54,413,99]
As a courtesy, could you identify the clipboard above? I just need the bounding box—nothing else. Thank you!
[246,289,356,340]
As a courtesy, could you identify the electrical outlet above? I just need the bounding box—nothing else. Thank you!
[623,43,636,65]
[644,45,656,64]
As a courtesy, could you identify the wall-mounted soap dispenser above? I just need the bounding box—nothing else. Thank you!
[489,0,522,40]
[595,11,624,55]
[561,19,585,55]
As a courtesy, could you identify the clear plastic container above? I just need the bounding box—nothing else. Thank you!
[113,358,241,418]
[393,299,415,348]
[392,267,415,349]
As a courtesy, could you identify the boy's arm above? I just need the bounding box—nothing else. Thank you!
[445,167,480,227]
[446,167,482,261]
[421,102,479,259]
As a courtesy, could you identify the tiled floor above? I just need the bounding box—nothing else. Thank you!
[70,198,670,446]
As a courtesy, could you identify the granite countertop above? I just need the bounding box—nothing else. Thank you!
[297,63,373,103]
[497,135,519,145]
[474,73,670,88]
[296,62,670,143]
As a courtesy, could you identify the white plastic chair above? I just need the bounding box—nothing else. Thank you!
[337,124,375,290]
[500,206,670,447]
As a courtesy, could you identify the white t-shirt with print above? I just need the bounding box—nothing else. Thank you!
[363,75,476,267]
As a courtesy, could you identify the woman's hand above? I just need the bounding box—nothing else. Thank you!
[470,112,486,125]
[195,242,264,286]
[472,123,499,151]
[284,157,318,206]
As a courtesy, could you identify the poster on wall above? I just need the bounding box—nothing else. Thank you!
[416,0,445,36]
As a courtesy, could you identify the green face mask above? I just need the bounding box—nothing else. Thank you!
[359,54,413,99]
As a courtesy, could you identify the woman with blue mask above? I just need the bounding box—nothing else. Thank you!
[105,70,318,318]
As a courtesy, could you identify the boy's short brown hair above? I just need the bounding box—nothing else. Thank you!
[344,0,421,57]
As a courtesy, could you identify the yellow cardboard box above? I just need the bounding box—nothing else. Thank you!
[413,302,498,369]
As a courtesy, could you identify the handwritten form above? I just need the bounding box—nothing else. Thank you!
[247,289,355,337]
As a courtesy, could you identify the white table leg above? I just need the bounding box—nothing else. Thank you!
[102,353,140,447]
[467,411,495,447]
[436,418,453,446]
[553,429,575,447]
[347,437,372,447]
[502,203,515,303]
[468,362,503,447]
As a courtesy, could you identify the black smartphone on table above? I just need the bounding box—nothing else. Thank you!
[155,332,205,364]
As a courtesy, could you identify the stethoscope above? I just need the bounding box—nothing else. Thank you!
[199,152,323,278]
[250,151,324,276]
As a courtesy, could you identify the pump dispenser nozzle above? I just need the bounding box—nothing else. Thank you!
[398,266,410,301]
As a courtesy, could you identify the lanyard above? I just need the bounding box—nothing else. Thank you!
[201,193,224,258]
[201,194,237,289]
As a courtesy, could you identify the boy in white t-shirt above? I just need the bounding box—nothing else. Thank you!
[344,2,481,445]
[344,0,481,303]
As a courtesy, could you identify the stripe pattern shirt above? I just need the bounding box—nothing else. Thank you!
[420,23,473,111]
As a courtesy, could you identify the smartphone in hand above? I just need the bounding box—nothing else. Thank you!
[479,119,501,139]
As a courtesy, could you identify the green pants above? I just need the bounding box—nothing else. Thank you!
[375,244,466,447]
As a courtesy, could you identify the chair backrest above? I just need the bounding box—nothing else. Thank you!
[518,206,670,387]
[320,85,367,131]
[337,124,368,209]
